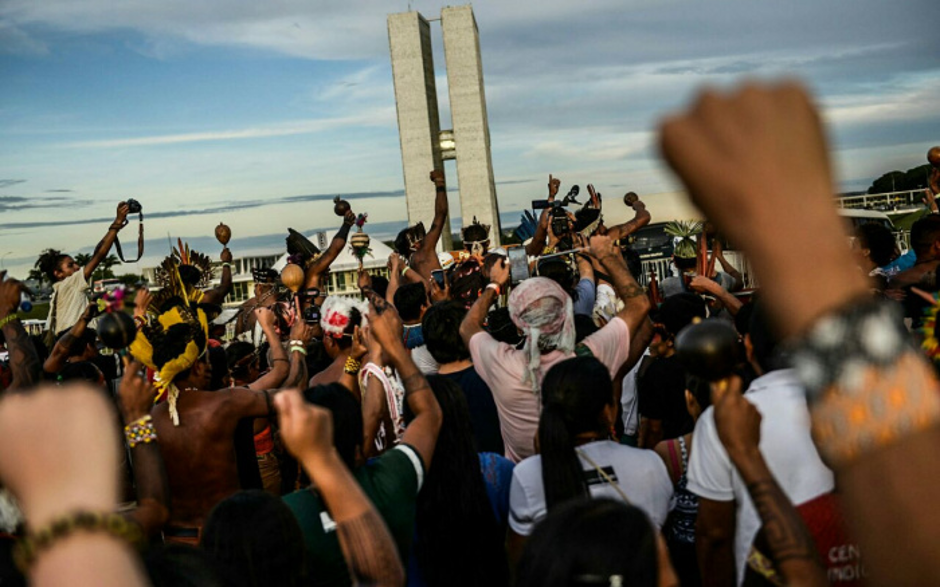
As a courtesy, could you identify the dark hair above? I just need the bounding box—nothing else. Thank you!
[393,282,428,322]
[394,228,412,257]
[539,357,612,510]
[574,313,598,343]
[748,301,785,374]
[673,255,697,271]
[685,373,712,412]
[485,307,523,346]
[226,341,256,382]
[733,300,755,338]
[35,249,70,282]
[516,498,657,587]
[201,490,306,587]
[207,346,228,391]
[58,361,104,385]
[422,301,470,364]
[911,213,939,257]
[144,544,227,587]
[463,223,489,245]
[656,293,707,338]
[855,222,897,267]
[371,275,390,299]
[537,258,577,299]
[302,384,362,469]
[328,306,363,351]
[406,376,509,587]
[622,247,643,281]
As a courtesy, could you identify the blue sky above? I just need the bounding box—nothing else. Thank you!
[1,0,938,277]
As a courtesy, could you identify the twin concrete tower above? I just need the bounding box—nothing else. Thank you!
[388,5,501,249]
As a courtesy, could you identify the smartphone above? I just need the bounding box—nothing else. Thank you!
[431,269,445,288]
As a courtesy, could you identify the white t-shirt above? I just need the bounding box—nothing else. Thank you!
[410,344,439,375]
[509,439,673,536]
[686,369,834,585]
[46,269,89,334]
[620,348,650,436]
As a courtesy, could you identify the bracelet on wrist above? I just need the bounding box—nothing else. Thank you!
[344,356,363,375]
[14,510,144,572]
[124,414,157,449]
[221,262,232,269]
[788,297,940,465]
[485,283,502,296]
[0,314,20,329]
[290,345,308,356]
[288,339,305,347]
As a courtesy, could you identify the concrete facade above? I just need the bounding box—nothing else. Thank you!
[441,5,501,245]
[388,5,500,249]
[387,12,453,250]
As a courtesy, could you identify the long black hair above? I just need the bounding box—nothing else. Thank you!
[201,490,306,587]
[407,375,509,587]
[517,498,658,587]
[539,356,613,511]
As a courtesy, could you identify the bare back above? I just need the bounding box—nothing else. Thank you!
[152,389,251,527]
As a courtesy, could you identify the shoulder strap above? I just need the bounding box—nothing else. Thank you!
[666,439,682,480]
[576,447,630,504]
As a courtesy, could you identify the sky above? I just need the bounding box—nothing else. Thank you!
[1,0,938,278]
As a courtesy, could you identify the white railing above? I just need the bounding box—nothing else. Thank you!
[640,251,759,290]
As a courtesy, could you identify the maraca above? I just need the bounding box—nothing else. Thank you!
[98,312,138,350]
[215,222,232,246]
[280,263,305,294]
[674,319,743,382]
[333,197,351,217]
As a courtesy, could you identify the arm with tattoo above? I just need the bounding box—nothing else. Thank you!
[591,235,651,336]
[307,214,355,285]
[0,275,40,391]
[43,304,95,375]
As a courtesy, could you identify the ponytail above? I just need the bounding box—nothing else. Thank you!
[539,404,588,510]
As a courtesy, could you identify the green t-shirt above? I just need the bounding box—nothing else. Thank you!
[282,444,425,587]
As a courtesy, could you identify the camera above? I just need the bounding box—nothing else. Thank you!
[532,185,580,211]
[550,208,571,237]
[303,305,321,325]
[126,199,143,214]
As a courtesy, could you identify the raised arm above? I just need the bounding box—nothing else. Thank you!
[712,240,744,291]
[308,211,356,281]
[246,307,290,390]
[689,275,742,316]
[0,274,40,392]
[276,389,405,586]
[605,193,651,241]
[525,175,560,256]
[365,293,442,469]
[659,81,937,586]
[43,303,96,374]
[200,247,234,305]
[589,234,651,336]
[459,258,507,347]
[84,202,130,281]
[422,169,450,253]
[117,361,170,538]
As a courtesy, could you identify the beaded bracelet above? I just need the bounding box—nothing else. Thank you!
[0,314,19,329]
[14,510,144,572]
[344,356,362,375]
[290,345,307,356]
[124,415,157,449]
[789,297,940,465]
[288,339,306,347]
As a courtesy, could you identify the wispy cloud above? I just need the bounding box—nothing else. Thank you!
[62,110,395,148]
[0,180,27,189]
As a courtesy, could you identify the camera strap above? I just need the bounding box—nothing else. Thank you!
[114,212,144,263]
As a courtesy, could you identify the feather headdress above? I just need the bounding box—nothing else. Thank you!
[663,220,703,259]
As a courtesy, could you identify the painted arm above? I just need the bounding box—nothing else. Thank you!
[43,303,95,374]
[84,202,129,281]
[276,389,405,587]
[423,169,449,253]
[590,234,651,337]
[0,275,40,392]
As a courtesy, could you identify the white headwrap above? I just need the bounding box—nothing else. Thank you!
[508,277,576,393]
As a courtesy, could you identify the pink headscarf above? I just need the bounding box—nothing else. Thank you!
[508,277,576,393]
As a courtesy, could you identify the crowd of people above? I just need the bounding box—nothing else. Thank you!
[0,82,938,587]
